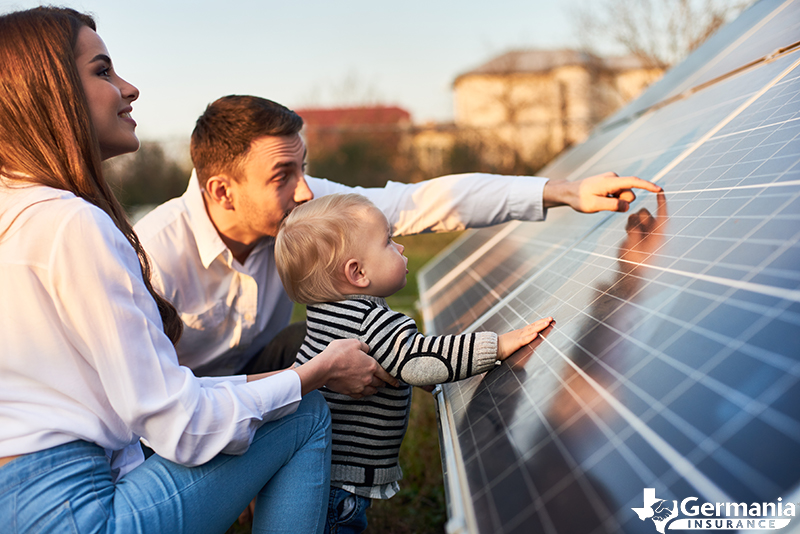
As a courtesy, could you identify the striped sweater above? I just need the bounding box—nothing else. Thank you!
[296,295,498,498]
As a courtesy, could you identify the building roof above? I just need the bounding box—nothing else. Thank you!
[454,49,652,83]
[295,106,411,128]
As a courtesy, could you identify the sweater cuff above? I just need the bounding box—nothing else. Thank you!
[471,332,499,375]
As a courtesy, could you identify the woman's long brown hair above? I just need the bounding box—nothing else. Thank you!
[0,7,182,344]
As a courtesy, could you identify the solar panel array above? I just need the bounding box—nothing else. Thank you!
[418,1,800,532]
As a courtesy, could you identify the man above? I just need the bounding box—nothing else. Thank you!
[135,95,661,378]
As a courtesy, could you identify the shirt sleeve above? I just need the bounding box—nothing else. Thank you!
[195,375,248,387]
[306,173,548,236]
[359,306,498,386]
[48,205,301,466]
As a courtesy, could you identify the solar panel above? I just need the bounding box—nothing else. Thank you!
[419,1,800,532]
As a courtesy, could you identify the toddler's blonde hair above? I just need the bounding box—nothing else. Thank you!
[275,193,378,304]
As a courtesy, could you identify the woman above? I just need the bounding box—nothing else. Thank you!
[0,7,392,533]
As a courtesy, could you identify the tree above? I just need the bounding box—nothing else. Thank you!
[103,141,190,215]
[308,135,404,188]
[573,0,752,68]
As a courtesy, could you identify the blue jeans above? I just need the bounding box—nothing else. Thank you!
[0,391,331,534]
[324,486,371,534]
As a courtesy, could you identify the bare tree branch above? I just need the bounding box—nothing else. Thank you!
[571,0,751,68]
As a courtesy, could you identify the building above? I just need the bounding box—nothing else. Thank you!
[296,105,411,152]
[293,52,662,183]
[413,49,663,175]
[295,105,413,187]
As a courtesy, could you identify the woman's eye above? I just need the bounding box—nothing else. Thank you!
[97,67,110,78]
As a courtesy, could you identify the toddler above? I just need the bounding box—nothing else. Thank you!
[275,193,553,533]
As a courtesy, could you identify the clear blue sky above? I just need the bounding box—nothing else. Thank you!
[1,0,602,141]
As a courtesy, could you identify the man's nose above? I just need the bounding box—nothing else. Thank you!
[294,174,313,203]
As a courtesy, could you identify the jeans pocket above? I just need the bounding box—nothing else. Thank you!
[336,493,370,534]
[337,494,358,523]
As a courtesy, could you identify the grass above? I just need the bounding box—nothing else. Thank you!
[229,231,464,533]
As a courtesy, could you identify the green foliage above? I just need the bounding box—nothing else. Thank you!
[308,136,404,188]
[446,141,486,176]
[447,138,549,178]
[104,141,190,213]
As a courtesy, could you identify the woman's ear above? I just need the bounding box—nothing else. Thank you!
[204,175,235,210]
[344,259,370,288]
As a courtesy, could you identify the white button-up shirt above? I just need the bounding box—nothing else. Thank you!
[135,172,548,376]
[0,182,302,479]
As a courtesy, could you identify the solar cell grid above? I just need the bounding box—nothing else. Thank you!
[422,3,800,532]
[418,228,503,285]
[422,51,800,338]
[532,122,632,181]
[421,211,602,335]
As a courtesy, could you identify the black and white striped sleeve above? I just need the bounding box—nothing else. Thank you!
[360,306,498,386]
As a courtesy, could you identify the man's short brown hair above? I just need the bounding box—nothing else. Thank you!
[190,95,304,188]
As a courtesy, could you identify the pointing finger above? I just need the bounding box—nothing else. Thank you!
[606,176,662,193]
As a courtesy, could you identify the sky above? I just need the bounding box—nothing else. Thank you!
[0,0,605,142]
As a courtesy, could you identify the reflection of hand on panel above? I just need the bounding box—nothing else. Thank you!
[618,191,669,270]
[550,193,668,425]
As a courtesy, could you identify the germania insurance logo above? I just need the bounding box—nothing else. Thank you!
[632,488,796,532]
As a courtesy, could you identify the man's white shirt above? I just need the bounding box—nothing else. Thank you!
[134,171,548,376]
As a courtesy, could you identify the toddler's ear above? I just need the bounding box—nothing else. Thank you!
[344,259,370,288]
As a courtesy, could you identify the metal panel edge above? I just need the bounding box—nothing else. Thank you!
[434,384,478,534]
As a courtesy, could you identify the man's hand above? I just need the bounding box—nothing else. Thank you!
[294,338,398,398]
[543,172,662,213]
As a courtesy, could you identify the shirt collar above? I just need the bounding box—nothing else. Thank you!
[184,169,230,269]
[346,294,389,307]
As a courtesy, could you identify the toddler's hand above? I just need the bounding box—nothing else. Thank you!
[497,317,554,360]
